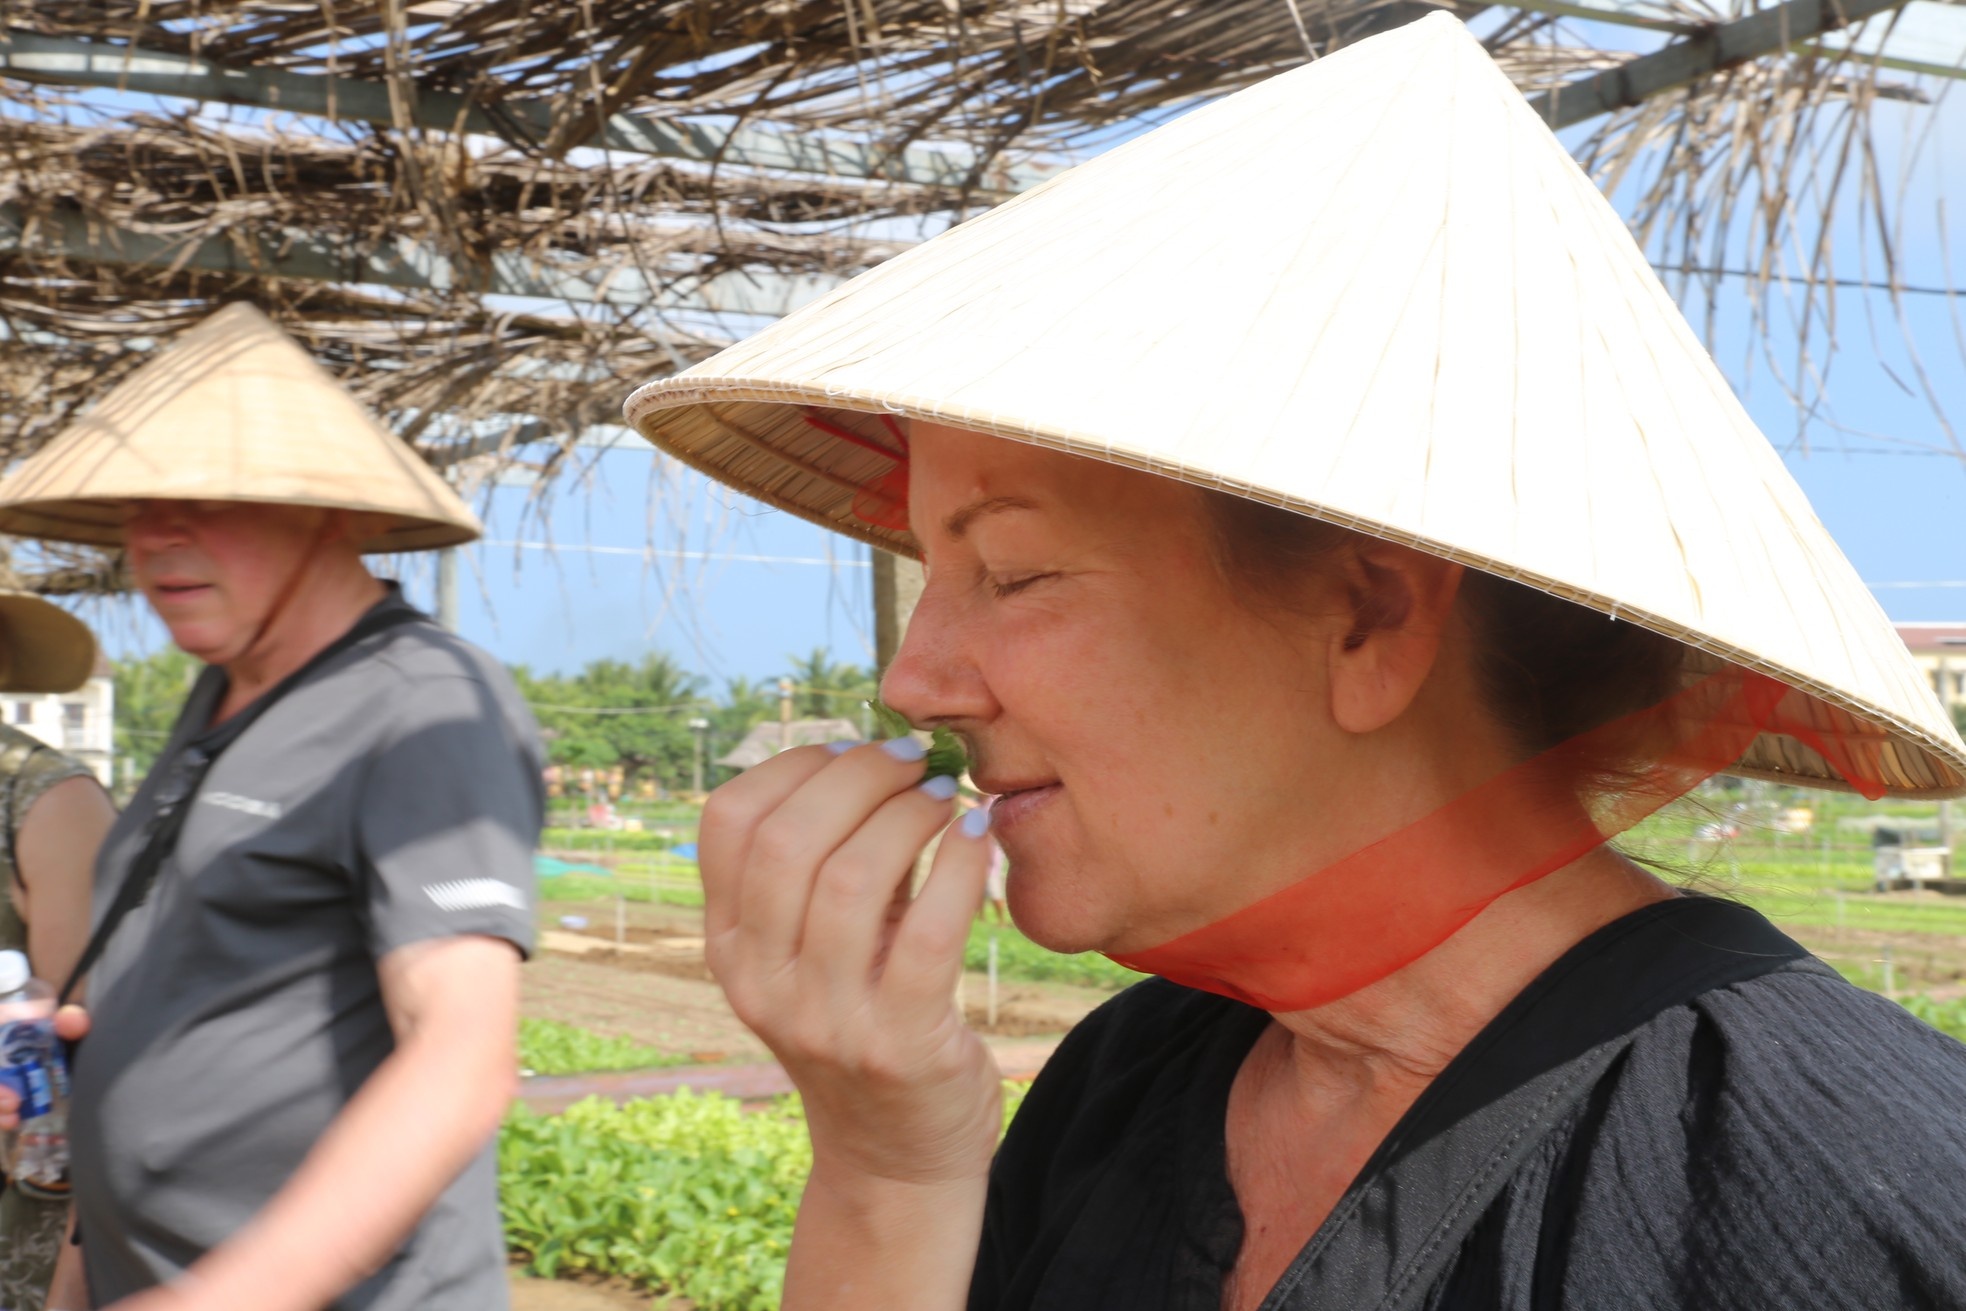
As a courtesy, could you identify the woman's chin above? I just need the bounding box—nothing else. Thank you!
[1004,882,1119,958]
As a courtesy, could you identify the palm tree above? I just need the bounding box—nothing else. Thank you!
[783,648,877,720]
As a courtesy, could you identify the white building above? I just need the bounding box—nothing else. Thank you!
[0,654,115,786]
[1897,624,1966,715]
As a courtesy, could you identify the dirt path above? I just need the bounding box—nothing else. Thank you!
[526,901,1110,1060]
[1784,921,1966,997]
[509,1272,672,1309]
[522,951,770,1063]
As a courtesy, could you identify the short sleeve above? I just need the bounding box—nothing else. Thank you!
[354,670,543,959]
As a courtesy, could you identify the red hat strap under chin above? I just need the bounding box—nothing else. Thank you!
[1107,666,1891,1013]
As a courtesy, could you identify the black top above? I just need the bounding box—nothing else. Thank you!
[972,898,1966,1310]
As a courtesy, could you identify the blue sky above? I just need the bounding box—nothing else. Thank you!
[81,48,1966,685]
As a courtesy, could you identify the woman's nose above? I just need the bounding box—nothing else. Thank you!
[878,581,996,731]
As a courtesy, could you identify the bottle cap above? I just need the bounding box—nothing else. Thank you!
[0,950,28,995]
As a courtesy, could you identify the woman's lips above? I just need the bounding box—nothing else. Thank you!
[991,783,1061,829]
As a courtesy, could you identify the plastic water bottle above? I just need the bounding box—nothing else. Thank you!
[0,949,67,1191]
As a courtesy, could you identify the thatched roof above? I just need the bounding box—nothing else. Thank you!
[1,0,1960,590]
[717,717,860,770]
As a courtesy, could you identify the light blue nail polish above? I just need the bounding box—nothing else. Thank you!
[881,736,927,763]
[825,740,859,755]
[960,806,992,839]
[918,774,959,801]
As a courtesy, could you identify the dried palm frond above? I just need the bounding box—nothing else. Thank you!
[0,0,1959,595]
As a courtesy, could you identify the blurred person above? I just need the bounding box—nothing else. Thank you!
[0,596,116,1311]
[964,796,1009,926]
[624,17,1966,1311]
[0,303,542,1311]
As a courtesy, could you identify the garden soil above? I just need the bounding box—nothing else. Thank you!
[527,900,1110,1055]
[1798,920,1966,996]
[509,1270,676,1309]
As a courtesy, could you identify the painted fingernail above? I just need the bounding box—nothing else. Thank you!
[918,774,959,801]
[880,736,927,762]
[960,806,992,839]
[825,740,859,755]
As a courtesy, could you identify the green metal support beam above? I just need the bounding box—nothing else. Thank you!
[1528,0,1921,128]
[1505,0,1966,82]
[0,29,1055,195]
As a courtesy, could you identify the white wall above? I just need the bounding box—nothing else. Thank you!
[0,674,115,786]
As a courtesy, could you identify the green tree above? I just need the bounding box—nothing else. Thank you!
[1953,702,1966,741]
[513,654,710,791]
[783,648,876,720]
[709,675,775,764]
[113,648,202,787]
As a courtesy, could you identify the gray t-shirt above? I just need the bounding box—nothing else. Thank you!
[70,593,542,1309]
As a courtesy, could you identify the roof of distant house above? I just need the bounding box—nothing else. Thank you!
[1896,624,1966,653]
[716,717,861,770]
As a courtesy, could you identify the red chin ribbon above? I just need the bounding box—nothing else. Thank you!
[1106,667,1892,1013]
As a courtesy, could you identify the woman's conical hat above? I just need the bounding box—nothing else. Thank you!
[625,13,1966,797]
[0,593,95,693]
[0,303,481,552]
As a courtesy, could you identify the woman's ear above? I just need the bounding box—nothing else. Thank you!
[1327,543,1464,734]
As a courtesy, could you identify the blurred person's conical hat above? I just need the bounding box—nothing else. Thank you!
[625,12,1966,797]
[0,303,480,552]
[0,593,95,693]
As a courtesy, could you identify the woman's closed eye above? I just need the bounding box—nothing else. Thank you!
[989,572,1058,599]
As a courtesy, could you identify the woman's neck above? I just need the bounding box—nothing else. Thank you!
[1267,848,1675,1088]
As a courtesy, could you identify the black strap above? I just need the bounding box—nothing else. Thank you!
[1256,897,1827,1311]
[59,604,425,1006]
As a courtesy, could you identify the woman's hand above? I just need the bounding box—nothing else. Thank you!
[700,737,1002,1189]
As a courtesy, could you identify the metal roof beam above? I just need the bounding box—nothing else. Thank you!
[0,30,1053,195]
[1506,0,1966,82]
[1528,0,1918,128]
[0,203,847,317]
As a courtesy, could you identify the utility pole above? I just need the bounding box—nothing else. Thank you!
[872,550,926,671]
[688,717,710,795]
[1940,657,1955,874]
[1941,799,1954,876]
[434,546,460,631]
[778,677,794,751]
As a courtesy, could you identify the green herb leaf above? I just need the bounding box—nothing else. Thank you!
[866,698,970,781]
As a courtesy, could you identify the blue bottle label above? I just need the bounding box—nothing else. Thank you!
[0,1020,55,1119]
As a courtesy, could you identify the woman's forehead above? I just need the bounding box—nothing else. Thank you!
[908,433,1205,558]
[910,422,1186,511]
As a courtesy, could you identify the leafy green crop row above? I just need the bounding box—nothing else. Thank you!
[543,827,688,853]
[503,1093,807,1310]
[518,1019,684,1076]
[502,1085,1028,1310]
[1898,994,1966,1043]
[964,921,1143,992]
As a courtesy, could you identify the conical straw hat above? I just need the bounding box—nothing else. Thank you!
[0,303,480,552]
[625,12,1966,798]
[0,593,95,693]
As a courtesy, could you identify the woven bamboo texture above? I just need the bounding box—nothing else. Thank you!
[626,13,1966,799]
[0,303,481,552]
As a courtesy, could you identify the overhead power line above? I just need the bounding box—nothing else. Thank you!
[1867,581,1966,589]
[482,539,871,567]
